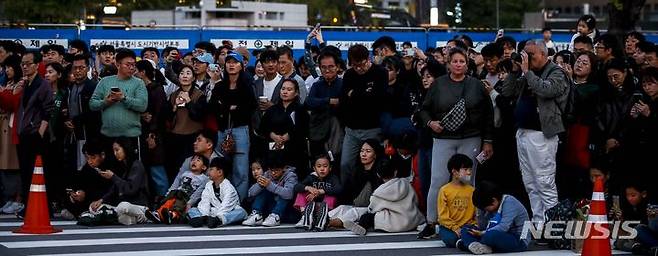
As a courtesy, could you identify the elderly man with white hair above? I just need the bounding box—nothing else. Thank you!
[500,40,570,225]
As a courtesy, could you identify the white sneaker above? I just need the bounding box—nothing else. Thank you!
[262,213,280,227]
[0,201,13,213]
[3,202,22,214]
[295,216,305,228]
[242,211,264,226]
[468,241,493,255]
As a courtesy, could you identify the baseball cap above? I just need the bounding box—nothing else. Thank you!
[193,53,214,64]
[225,51,244,64]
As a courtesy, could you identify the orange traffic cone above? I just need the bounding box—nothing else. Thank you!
[13,155,61,234]
[581,177,611,256]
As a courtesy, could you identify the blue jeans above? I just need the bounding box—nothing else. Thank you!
[439,225,459,248]
[216,126,250,202]
[460,225,527,253]
[150,165,169,196]
[417,146,432,203]
[251,190,290,217]
[340,127,380,185]
[636,224,658,247]
[188,207,247,225]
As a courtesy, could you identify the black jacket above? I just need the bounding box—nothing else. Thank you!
[102,160,149,206]
[294,173,343,197]
[68,78,101,140]
[339,65,388,130]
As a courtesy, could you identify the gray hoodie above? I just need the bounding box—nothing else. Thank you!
[248,167,298,200]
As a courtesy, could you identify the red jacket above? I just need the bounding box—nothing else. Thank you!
[0,89,23,144]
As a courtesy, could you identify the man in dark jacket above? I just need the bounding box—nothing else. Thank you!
[338,44,387,184]
[16,51,55,205]
[66,54,101,169]
[61,141,112,218]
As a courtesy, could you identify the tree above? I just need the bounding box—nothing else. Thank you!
[440,0,541,29]
[607,0,646,38]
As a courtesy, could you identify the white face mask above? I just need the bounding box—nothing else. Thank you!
[459,174,471,184]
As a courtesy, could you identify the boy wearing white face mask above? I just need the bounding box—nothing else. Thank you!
[437,154,477,248]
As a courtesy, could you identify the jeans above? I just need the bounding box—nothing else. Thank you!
[460,225,528,253]
[216,125,250,202]
[115,201,148,226]
[426,137,481,223]
[417,146,432,206]
[340,127,380,186]
[516,128,559,222]
[636,224,658,247]
[439,225,459,248]
[251,190,290,217]
[188,207,247,225]
[150,165,169,197]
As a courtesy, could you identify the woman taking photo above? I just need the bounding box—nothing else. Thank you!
[418,47,494,238]
[209,52,257,202]
[164,64,206,181]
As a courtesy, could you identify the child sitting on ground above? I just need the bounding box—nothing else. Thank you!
[293,154,343,230]
[188,157,247,228]
[614,183,649,252]
[437,154,477,248]
[457,181,530,254]
[242,152,298,227]
[342,159,424,236]
[146,154,210,224]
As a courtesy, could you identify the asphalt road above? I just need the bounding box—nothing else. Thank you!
[0,215,630,256]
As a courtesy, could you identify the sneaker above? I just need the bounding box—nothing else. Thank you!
[343,220,367,236]
[303,203,315,230]
[144,210,161,223]
[242,211,264,226]
[650,246,658,256]
[417,223,437,239]
[295,216,306,229]
[3,202,21,214]
[60,209,76,220]
[12,202,24,214]
[207,216,223,228]
[0,201,13,213]
[468,242,493,255]
[456,239,465,250]
[262,213,281,227]
[312,202,329,231]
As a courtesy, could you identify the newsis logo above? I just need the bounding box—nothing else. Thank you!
[520,221,641,240]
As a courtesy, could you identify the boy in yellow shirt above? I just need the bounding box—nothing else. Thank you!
[437,154,477,248]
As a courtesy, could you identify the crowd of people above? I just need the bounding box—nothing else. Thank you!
[0,13,657,254]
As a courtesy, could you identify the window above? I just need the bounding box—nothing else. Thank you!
[593,6,600,15]
[565,7,572,14]
[265,12,277,20]
[279,12,285,20]
[574,6,581,14]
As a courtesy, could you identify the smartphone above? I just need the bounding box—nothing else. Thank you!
[209,64,219,72]
[632,92,644,103]
[476,151,488,164]
[314,22,321,30]
[497,29,504,37]
[66,188,74,193]
[563,54,571,65]
[110,87,120,93]
[405,48,415,57]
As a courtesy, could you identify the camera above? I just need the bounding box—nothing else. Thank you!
[511,52,522,63]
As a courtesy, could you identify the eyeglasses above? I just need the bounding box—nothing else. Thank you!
[320,65,337,71]
[120,62,136,68]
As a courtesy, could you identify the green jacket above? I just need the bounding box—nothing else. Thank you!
[89,75,148,137]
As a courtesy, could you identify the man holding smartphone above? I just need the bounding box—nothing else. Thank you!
[60,141,112,219]
[89,48,148,159]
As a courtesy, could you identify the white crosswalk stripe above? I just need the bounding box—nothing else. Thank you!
[0,219,447,256]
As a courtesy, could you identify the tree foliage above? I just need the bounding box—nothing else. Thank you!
[440,0,541,28]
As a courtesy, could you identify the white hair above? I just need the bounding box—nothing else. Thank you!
[525,39,548,56]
